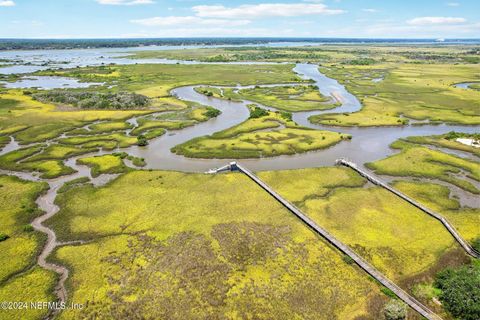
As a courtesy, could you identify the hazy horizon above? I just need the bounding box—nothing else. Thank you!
[1,0,479,39]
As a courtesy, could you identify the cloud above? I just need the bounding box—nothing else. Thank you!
[407,16,466,25]
[131,16,250,27]
[446,2,460,6]
[0,0,15,7]
[97,0,154,5]
[192,3,345,19]
[11,20,43,27]
[362,8,378,13]
[121,27,298,38]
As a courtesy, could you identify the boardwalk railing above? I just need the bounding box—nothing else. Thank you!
[336,158,480,259]
[207,162,442,320]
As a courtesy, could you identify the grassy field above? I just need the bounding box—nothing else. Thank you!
[0,175,55,320]
[366,140,480,194]
[258,167,468,316]
[173,108,350,158]
[45,170,390,319]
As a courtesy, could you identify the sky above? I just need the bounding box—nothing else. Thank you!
[0,0,479,39]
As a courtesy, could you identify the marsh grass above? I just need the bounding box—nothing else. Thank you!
[0,175,54,320]
[392,180,480,244]
[0,145,77,178]
[48,170,383,319]
[310,63,480,126]
[259,167,463,310]
[173,110,350,158]
[366,140,480,194]
[77,154,130,177]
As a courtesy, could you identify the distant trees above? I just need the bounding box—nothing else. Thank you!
[346,58,376,65]
[434,262,480,320]
[444,131,480,141]
[33,90,150,110]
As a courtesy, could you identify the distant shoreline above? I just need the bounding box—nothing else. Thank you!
[0,37,479,51]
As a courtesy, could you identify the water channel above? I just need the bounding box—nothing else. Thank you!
[0,47,478,309]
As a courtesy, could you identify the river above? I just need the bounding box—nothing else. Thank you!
[0,48,478,312]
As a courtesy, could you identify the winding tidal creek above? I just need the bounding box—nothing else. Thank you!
[0,50,478,314]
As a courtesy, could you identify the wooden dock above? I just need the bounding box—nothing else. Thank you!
[336,158,480,259]
[207,162,442,320]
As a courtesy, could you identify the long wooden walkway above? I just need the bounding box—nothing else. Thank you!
[336,158,480,259]
[207,162,442,320]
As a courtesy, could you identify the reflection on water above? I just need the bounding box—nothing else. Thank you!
[0,48,478,173]
[120,64,478,172]
[454,82,479,89]
[0,42,313,74]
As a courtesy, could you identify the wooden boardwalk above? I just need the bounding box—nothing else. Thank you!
[207,162,442,320]
[336,158,480,260]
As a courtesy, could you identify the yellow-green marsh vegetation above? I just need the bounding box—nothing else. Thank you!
[196,84,337,112]
[0,175,55,320]
[366,140,480,194]
[48,170,386,319]
[392,180,479,244]
[258,167,470,318]
[77,154,130,177]
[173,108,350,158]
[310,63,480,126]
[0,145,77,179]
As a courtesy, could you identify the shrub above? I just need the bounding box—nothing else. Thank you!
[434,262,480,320]
[33,90,150,110]
[203,107,221,118]
[346,58,376,65]
[0,233,9,242]
[383,299,407,320]
[342,255,354,264]
[380,287,397,299]
[444,131,480,141]
[23,224,34,232]
[472,237,480,252]
[112,152,128,159]
[137,135,148,146]
[249,106,269,119]
[280,111,292,121]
